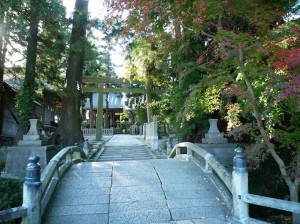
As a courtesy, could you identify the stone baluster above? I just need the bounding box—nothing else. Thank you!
[22,154,42,224]
[232,147,249,222]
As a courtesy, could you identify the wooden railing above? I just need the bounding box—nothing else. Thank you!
[169,142,300,223]
[0,146,87,224]
[82,128,113,136]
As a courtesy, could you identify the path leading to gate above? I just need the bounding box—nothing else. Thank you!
[97,134,154,161]
[44,135,239,224]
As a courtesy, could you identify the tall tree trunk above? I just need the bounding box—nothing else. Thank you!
[0,3,5,84]
[16,0,39,133]
[51,0,89,146]
[0,5,5,135]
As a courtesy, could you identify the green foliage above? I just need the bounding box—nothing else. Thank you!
[0,161,5,172]
[16,84,36,131]
[135,106,147,124]
[0,178,23,210]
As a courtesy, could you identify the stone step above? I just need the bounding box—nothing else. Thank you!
[98,157,151,162]
[101,155,151,158]
[101,151,150,155]
[97,145,152,162]
[100,155,152,158]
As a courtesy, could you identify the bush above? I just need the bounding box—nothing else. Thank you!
[0,178,23,210]
[0,176,23,223]
[0,161,5,172]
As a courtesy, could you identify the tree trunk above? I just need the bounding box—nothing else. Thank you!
[51,0,89,146]
[0,6,5,135]
[0,3,5,84]
[145,74,153,123]
[16,0,39,134]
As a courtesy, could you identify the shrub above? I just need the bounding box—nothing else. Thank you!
[0,178,23,210]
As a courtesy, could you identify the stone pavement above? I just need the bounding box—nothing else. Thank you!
[43,135,239,224]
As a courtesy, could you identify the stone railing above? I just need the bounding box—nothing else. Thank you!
[81,128,96,135]
[102,128,113,136]
[82,128,113,136]
[0,146,87,224]
[169,142,300,223]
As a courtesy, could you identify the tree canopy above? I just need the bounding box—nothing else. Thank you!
[107,1,300,222]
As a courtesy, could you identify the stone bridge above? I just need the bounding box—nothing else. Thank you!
[2,135,299,224]
[43,135,237,224]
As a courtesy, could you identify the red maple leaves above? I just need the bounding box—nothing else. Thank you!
[272,48,300,71]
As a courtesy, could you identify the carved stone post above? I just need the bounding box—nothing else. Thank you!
[232,147,249,222]
[27,119,40,135]
[83,139,89,156]
[22,154,42,224]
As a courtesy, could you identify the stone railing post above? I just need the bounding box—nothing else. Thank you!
[143,123,147,139]
[73,144,81,160]
[166,138,172,155]
[22,154,42,224]
[232,147,249,221]
[83,139,89,156]
[176,147,181,156]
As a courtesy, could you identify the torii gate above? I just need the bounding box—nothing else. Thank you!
[82,75,163,140]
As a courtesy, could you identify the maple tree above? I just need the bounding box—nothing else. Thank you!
[108,0,300,222]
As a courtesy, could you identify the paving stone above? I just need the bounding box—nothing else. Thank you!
[112,176,161,186]
[66,170,112,177]
[167,198,225,208]
[50,194,109,206]
[110,185,163,195]
[110,200,168,213]
[73,161,113,168]
[192,217,241,224]
[164,189,219,199]
[62,175,111,182]
[58,179,111,188]
[159,176,207,184]
[110,191,166,203]
[109,209,171,224]
[46,203,109,216]
[112,171,158,178]
[44,214,108,224]
[170,205,230,220]
[54,187,110,197]
[162,183,207,192]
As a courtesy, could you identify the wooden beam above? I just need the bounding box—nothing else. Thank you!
[82,87,164,94]
[82,75,144,85]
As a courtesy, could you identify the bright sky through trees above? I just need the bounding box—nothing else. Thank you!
[63,0,125,77]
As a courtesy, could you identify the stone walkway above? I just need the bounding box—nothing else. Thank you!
[43,135,239,224]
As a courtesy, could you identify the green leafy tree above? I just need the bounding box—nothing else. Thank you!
[109,0,300,222]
